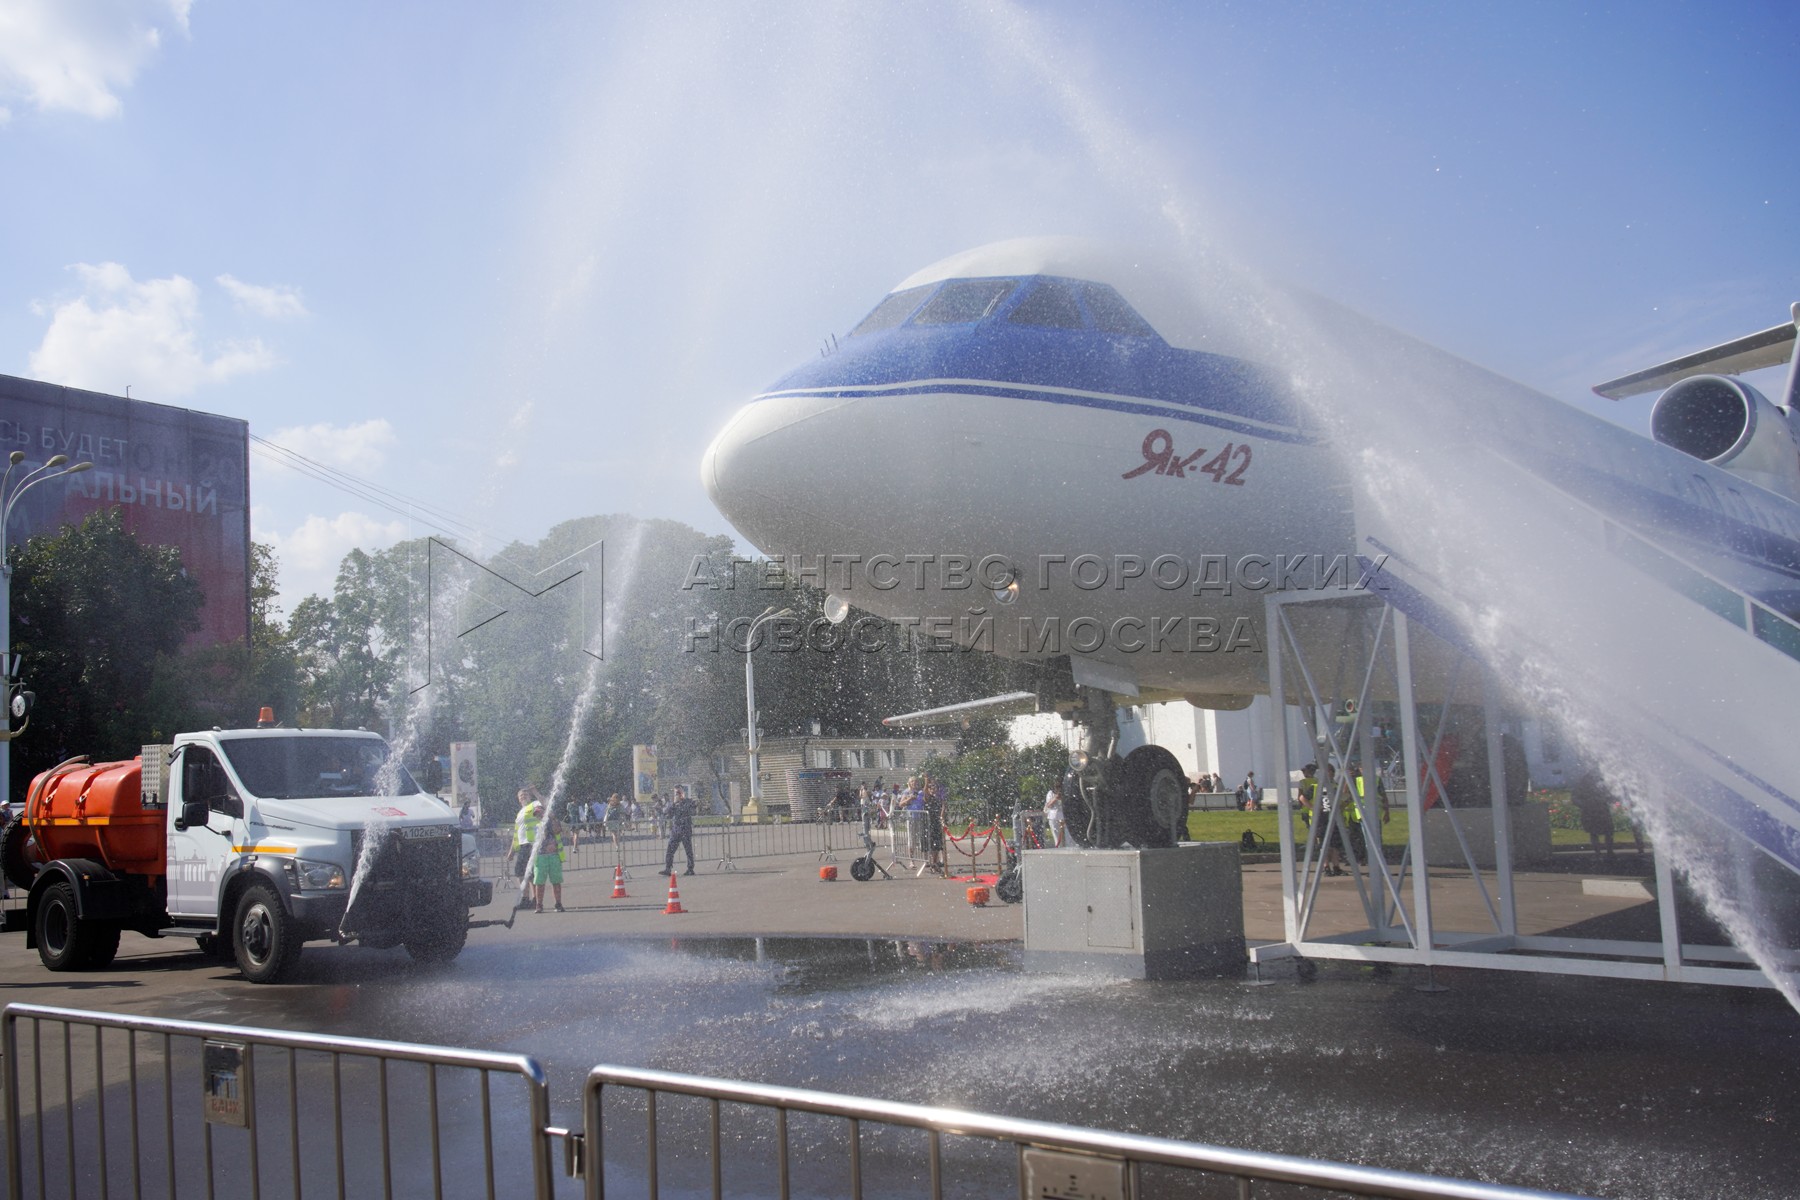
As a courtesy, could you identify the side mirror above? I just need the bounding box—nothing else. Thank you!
[179,798,209,831]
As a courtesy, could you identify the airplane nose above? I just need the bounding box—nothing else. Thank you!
[698,412,739,511]
[701,394,855,549]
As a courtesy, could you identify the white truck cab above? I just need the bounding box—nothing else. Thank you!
[11,726,492,983]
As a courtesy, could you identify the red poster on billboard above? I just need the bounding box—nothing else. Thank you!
[0,373,251,647]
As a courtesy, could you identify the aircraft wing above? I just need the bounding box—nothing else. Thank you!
[1593,310,1797,400]
[882,691,1041,729]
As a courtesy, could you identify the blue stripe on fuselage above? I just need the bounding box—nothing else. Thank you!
[764,293,1304,431]
[755,379,1318,445]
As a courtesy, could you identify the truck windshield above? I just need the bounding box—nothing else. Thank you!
[219,737,421,800]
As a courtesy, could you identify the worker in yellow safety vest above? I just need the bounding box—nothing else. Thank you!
[531,809,567,913]
[1345,768,1391,869]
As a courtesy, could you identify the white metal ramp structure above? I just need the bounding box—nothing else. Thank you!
[1252,443,1800,989]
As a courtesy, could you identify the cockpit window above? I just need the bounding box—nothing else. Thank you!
[1081,284,1158,338]
[849,285,932,336]
[911,279,1017,325]
[1007,280,1086,329]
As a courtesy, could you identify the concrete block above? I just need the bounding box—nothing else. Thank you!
[1423,803,1552,869]
[1021,843,1245,980]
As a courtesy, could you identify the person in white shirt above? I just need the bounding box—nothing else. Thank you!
[1043,787,1066,847]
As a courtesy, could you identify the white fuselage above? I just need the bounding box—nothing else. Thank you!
[701,237,1800,875]
[702,241,1361,703]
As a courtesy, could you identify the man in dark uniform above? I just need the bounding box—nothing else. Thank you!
[660,784,698,876]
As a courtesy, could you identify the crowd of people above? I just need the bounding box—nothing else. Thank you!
[501,784,706,910]
[484,743,1645,913]
[843,777,951,871]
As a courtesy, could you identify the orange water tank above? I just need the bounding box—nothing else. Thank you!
[24,758,165,876]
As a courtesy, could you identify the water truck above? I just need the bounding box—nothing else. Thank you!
[0,720,493,983]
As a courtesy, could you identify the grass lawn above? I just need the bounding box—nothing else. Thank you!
[1183,809,1409,847]
[1182,808,1607,848]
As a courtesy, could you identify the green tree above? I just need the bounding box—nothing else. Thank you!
[246,541,303,719]
[8,508,204,799]
[1015,735,1072,806]
[277,514,1062,820]
[291,549,396,729]
[137,540,303,733]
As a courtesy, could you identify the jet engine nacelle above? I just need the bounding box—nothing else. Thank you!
[1649,375,1800,500]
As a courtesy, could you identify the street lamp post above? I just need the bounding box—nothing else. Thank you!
[741,605,792,823]
[1,452,94,808]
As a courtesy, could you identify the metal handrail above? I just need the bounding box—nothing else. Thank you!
[583,1063,1593,1200]
[4,1002,558,1200]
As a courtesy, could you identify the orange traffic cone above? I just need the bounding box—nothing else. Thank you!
[662,872,686,915]
[819,865,838,882]
[611,865,629,899]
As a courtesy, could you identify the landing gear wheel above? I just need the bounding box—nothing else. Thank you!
[1061,772,1096,848]
[850,856,876,882]
[404,902,470,964]
[995,866,1023,905]
[234,882,303,983]
[1123,745,1185,848]
[34,880,113,971]
[2,810,38,892]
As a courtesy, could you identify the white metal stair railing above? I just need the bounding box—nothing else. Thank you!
[1274,441,1800,986]
[1364,446,1800,883]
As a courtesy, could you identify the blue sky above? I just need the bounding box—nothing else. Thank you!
[1,1,1795,611]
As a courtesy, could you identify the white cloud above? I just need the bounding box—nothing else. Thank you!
[267,419,398,475]
[261,511,409,609]
[217,274,308,320]
[0,0,192,121]
[28,261,276,397]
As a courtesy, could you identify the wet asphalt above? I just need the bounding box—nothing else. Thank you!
[2,847,1796,1199]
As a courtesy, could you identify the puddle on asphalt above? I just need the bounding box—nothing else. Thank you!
[653,935,1020,991]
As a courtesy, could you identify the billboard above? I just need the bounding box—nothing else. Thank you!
[450,742,479,818]
[0,374,250,647]
[633,744,658,803]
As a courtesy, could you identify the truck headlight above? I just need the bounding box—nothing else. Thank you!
[461,848,481,880]
[293,858,347,891]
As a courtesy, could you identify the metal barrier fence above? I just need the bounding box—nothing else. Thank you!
[3,1003,1596,1200]
[581,1065,1592,1200]
[474,816,945,881]
[3,1003,560,1200]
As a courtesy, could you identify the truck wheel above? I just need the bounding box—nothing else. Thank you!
[84,925,121,969]
[403,906,469,964]
[35,881,91,971]
[196,932,234,962]
[234,882,303,983]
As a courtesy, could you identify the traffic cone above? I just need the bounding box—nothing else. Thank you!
[611,865,629,899]
[819,865,838,882]
[662,872,686,915]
